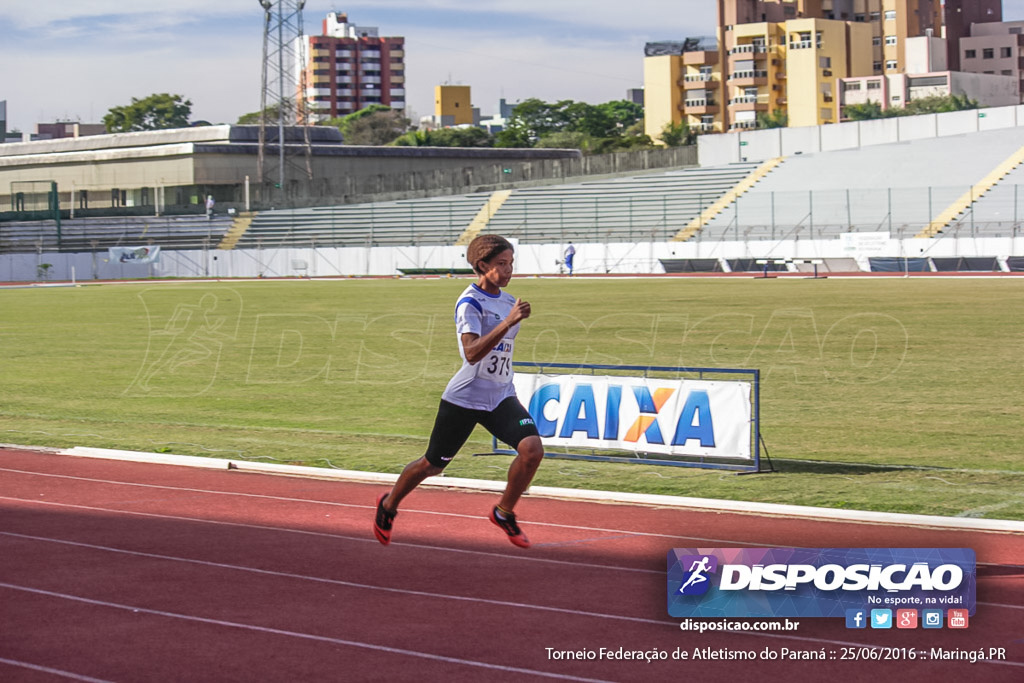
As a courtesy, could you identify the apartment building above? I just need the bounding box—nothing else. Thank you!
[962,20,1024,96]
[943,0,1002,71]
[644,0,943,139]
[837,31,1020,119]
[302,12,405,120]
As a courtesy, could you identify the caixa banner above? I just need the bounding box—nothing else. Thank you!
[512,373,752,459]
[667,548,976,618]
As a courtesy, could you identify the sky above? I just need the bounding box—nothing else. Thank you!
[1,1,1023,134]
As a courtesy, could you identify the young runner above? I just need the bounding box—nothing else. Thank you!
[373,234,543,548]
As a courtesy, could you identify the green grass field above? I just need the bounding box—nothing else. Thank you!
[2,276,1022,519]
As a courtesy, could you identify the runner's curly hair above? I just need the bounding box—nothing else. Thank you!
[466,235,514,275]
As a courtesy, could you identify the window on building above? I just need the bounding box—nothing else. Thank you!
[886,60,898,70]
[908,76,948,88]
[867,80,881,89]
[872,36,882,46]
[820,56,831,68]
[983,48,994,59]
[965,49,977,59]
[855,13,865,22]
[869,11,880,21]
[885,35,897,46]
[884,10,896,21]
[844,81,862,91]
[1003,70,1013,75]
[874,61,883,72]
[1002,47,1013,58]
[1011,27,1022,35]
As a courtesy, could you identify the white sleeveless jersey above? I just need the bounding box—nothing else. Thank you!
[441,283,521,411]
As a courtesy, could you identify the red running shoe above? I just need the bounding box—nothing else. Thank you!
[489,506,531,548]
[374,492,395,545]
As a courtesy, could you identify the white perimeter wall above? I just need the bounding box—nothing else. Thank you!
[699,104,1024,166]
[4,236,1023,282]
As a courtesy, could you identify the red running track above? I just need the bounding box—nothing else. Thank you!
[1,447,1021,682]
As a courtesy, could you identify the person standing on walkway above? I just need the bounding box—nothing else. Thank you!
[563,242,576,276]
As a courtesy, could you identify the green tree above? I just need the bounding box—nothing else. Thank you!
[597,100,645,132]
[843,94,980,121]
[323,106,409,145]
[104,93,192,132]
[342,110,409,145]
[535,131,591,150]
[495,98,571,147]
[659,121,692,147]
[497,98,650,151]
[903,93,979,115]
[563,101,616,138]
[841,101,888,121]
[237,102,289,125]
[392,126,494,147]
[757,109,788,129]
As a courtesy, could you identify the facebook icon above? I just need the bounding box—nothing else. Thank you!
[845,609,867,629]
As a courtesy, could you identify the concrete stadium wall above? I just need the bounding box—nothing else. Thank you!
[4,235,1021,282]
[213,145,699,209]
[698,104,1024,166]
[0,143,698,213]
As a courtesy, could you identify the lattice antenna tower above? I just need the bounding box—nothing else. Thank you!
[257,0,313,190]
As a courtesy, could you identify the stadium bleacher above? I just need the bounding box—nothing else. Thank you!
[694,127,1024,241]
[486,163,761,244]
[230,194,492,248]
[225,163,762,248]
[0,214,233,254]
[4,122,1024,276]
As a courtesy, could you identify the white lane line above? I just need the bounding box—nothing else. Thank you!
[0,583,616,683]
[57,446,1024,534]
[0,532,669,627]
[0,467,695,539]
[0,495,662,575]
[6,468,1021,570]
[5,535,1023,670]
[0,657,114,683]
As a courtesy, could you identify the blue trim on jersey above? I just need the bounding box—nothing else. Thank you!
[470,283,501,299]
[454,296,483,321]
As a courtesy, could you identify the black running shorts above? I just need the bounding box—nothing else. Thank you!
[423,397,540,469]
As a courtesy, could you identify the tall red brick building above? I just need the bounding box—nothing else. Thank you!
[303,12,405,120]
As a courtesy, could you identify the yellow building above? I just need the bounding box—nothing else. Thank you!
[780,19,873,127]
[819,1,942,74]
[644,0,940,140]
[434,85,473,126]
[644,18,872,139]
[643,51,685,141]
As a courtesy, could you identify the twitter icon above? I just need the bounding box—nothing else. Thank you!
[870,609,893,629]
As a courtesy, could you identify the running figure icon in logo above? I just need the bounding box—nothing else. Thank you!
[678,555,718,595]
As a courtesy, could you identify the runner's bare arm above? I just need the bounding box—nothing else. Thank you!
[461,298,531,364]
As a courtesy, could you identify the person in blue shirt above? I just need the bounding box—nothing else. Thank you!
[373,234,543,548]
